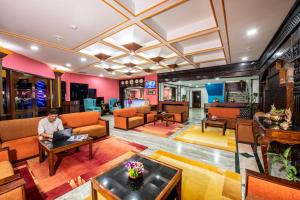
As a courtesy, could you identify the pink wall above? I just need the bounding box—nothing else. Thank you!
[61,73,119,102]
[144,74,158,105]
[2,53,55,79]
[2,53,119,103]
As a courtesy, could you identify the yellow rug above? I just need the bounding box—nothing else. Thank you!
[150,150,241,200]
[174,125,237,152]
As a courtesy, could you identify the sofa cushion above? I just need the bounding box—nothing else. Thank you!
[73,124,106,138]
[114,108,137,118]
[60,112,100,128]
[0,161,14,180]
[0,117,41,142]
[2,136,39,161]
[208,107,240,118]
[136,106,151,114]
[128,116,144,128]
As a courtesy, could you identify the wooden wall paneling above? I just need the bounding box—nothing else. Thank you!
[0,59,3,116]
[294,58,300,125]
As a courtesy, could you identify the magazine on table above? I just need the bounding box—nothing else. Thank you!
[67,134,88,141]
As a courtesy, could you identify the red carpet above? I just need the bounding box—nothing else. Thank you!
[133,121,184,137]
[25,137,146,199]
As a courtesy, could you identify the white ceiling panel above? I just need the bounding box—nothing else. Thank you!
[79,43,125,57]
[191,50,225,63]
[0,0,127,48]
[225,0,295,62]
[173,32,222,54]
[143,0,216,40]
[113,55,148,65]
[138,46,177,59]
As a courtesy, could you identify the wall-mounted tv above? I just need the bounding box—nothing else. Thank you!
[145,80,156,89]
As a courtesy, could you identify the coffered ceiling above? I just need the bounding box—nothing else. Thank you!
[0,0,295,79]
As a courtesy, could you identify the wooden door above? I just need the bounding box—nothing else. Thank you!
[192,91,201,108]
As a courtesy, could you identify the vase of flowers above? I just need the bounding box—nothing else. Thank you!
[125,161,144,180]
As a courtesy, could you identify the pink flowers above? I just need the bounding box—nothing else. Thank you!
[125,161,144,178]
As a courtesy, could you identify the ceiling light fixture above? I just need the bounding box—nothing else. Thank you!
[112,71,116,75]
[80,57,87,62]
[30,45,39,51]
[241,57,248,61]
[275,51,283,57]
[65,63,72,67]
[215,77,220,80]
[246,28,258,37]
[99,74,104,77]
[70,25,78,30]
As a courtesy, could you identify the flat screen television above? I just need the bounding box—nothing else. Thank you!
[145,80,156,89]
[70,83,88,105]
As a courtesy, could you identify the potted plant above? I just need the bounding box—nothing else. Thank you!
[268,146,298,182]
[125,161,144,180]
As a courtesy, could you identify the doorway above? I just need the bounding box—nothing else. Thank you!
[192,91,201,108]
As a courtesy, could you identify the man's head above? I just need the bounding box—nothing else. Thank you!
[48,109,58,122]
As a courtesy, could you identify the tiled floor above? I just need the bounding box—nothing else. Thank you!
[57,108,262,200]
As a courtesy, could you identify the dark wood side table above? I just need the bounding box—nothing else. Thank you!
[39,137,93,176]
[255,116,300,174]
[202,118,227,136]
[91,154,182,200]
[155,113,175,127]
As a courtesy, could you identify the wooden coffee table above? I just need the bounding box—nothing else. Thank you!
[154,113,175,127]
[39,137,93,176]
[91,154,182,200]
[202,118,227,136]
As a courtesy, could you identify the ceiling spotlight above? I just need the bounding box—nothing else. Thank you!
[70,25,78,30]
[241,57,248,61]
[30,45,39,51]
[54,35,64,41]
[80,57,87,62]
[112,71,116,75]
[246,28,258,37]
[99,74,103,77]
[171,69,175,72]
[65,63,72,67]
[215,77,220,80]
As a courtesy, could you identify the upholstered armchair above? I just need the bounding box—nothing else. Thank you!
[0,148,26,200]
[84,98,101,112]
[245,169,300,200]
[109,98,120,113]
[114,108,144,130]
[136,105,157,124]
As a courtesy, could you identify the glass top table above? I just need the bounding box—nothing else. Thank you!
[91,154,182,200]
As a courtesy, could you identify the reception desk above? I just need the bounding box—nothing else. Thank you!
[124,99,145,108]
[159,101,189,111]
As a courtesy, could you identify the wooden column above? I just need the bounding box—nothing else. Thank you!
[52,70,64,109]
[0,57,3,116]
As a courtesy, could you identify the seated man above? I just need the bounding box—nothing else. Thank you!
[38,109,64,140]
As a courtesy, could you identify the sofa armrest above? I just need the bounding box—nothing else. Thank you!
[0,147,9,162]
[0,175,25,196]
[114,116,129,130]
[0,174,21,186]
[99,119,110,135]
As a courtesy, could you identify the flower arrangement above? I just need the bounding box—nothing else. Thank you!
[125,161,144,179]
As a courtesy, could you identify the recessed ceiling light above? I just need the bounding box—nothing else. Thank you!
[30,45,39,51]
[54,35,64,41]
[70,25,78,30]
[80,57,87,62]
[112,71,116,75]
[215,77,220,80]
[241,57,248,61]
[99,74,103,77]
[196,85,199,88]
[65,63,72,67]
[246,28,257,36]
[189,83,192,86]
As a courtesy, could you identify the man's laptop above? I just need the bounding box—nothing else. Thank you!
[52,128,72,142]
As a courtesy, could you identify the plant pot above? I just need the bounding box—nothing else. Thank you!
[128,173,143,180]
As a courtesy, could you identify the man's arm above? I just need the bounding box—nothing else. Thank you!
[38,119,52,139]
[57,119,64,131]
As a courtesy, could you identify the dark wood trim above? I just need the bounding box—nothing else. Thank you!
[0,174,21,186]
[0,177,25,197]
[258,1,300,69]
[158,61,257,82]
[0,59,3,116]
[99,119,110,136]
